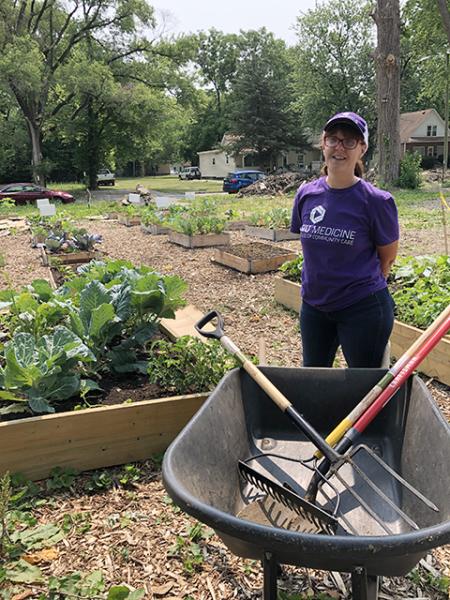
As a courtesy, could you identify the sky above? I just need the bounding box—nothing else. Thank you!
[151,0,318,46]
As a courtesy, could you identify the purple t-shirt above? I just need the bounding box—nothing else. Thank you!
[290,177,399,311]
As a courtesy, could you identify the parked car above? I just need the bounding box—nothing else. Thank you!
[223,169,266,193]
[178,167,201,180]
[0,183,75,205]
[97,169,115,186]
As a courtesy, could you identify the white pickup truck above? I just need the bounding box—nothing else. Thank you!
[97,168,115,186]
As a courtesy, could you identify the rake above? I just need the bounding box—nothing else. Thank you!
[195,310,443,536]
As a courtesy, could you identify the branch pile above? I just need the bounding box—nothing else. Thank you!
[239,172,315,196]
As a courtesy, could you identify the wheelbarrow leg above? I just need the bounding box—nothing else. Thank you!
[262,551,278,600]
[351,567,379,600]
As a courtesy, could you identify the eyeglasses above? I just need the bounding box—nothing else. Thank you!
[324,135,359,150]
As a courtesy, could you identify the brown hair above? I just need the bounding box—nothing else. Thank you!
[320,124,366,177]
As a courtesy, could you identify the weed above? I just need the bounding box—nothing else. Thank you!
[46,466,78,492]
[118,464,142,487]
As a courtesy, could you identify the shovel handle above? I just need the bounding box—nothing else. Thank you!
[195,310,225,340]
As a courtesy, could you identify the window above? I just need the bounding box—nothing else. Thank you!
[225,154,229,164]
[427,125,437,136]
[427,146,435,157]
[212,158,216,165]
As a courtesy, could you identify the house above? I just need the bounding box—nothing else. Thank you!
[198,133,321,178]
[400,109,449,160]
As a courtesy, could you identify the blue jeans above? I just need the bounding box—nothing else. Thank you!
[300,288,395,368]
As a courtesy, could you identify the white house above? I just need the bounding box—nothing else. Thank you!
[198,133,321,178]
[400,108,450,160]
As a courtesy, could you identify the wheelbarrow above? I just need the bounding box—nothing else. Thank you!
[163,367,450,599]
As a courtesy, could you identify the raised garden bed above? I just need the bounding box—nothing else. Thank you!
[169,230,230,248]
[245,225,299,242]
[0,391,208,481]
[274,276,450,385]
[118,214,141,226]
[141,223,171,235]
[40,246,98,266]
[224,220,249,231]
[213,242,297,274]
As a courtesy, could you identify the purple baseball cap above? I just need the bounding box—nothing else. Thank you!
[324,111,369,147]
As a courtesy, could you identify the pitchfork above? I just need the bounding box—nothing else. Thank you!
[195,309,447,536]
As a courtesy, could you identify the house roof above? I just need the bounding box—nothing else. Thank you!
[400,109,443,143]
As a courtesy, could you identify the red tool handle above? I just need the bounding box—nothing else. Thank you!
[354,315,450,434]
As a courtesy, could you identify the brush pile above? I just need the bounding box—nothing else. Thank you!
[239,172,315,196]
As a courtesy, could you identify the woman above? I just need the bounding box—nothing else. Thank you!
[290,111,399,368]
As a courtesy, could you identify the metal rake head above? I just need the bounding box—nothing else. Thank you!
[238,461,339,535]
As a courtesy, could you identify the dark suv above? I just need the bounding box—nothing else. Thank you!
[223,169,266,193]
[179,167,202,180]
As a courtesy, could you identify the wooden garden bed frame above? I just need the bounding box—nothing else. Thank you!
[141,223,171,235]
[118,214,141,227]
[213,245,297,274]
[274,276,450,385]
[245,225,299,242]
[40,247,97,266]
[0,392,208,481]
[168,231,230,248]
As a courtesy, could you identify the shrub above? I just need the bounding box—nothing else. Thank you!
[397,152,422,189]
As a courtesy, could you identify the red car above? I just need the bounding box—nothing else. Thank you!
[0,183,75,205]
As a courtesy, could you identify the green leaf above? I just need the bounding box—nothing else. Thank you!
[11,523,64,550]
[28,396,54,414]
[46,375,80,401]
[12,333,36,368]
[107,585,145,600]
[79,280,112,324]
[30,279,54,301]
[88,303,116,338]
[4,343,34,387]
[4,559,44,584]
[0,403,29,415]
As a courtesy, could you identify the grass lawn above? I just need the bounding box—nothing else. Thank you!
[1,185,449,234]
[48,175,224,196]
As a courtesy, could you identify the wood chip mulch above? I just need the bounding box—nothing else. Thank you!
[1,220,449,599]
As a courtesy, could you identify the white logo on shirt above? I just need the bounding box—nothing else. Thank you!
[310,205,326,224]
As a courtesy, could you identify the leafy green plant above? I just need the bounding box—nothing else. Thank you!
[168,522,212,575]
[249,207,290,228]
[397,151,422,189]
[390,255,450,328]
[171,197,226,235]
[0,326,96,414]
[279,255,303,283]
[147,336,239,394]
[0,260,188,414]
[45,467,78,492]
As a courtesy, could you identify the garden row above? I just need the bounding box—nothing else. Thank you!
[0,257,242,480]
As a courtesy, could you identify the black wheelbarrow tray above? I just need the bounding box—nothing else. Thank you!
[162,367,450,600]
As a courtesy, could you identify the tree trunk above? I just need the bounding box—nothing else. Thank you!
[374,0,401,186]
[86,98,100,190]
[436,0,450,44]
[25,118,45,186]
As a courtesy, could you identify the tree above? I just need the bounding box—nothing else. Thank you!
[293,0,376,134]
[227,29,305,168]
[374,0,401,185]
[402,0,450,114]
[195,29,239,118]
[0,0,155,184]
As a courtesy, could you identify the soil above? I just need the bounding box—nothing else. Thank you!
[220,241,294,259]
[0,219,449,599]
